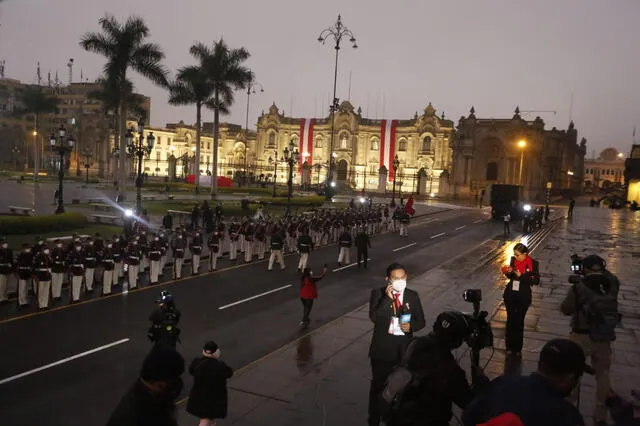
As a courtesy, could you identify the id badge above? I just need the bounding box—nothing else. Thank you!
[512,280,520,292]
[388,316,402,335]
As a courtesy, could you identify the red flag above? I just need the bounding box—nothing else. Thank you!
[404,195,415,216]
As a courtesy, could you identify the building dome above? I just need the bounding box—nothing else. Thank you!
[599,148,620,162]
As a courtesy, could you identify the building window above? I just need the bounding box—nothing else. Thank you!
[422,136,432,152]
[156,151,161,161]
[168,137,172,145]
[398,139,407,151]
[315,137,323,148]
[156,136,161,146]
[371,138,379,151]
[339,133,349,149]
[207,142,211,150]
[267,133,276,148]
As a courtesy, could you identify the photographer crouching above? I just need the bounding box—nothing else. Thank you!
[380,290,493,426]
[148,291,182,348]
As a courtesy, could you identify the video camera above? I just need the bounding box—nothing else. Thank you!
[461,289,494,384]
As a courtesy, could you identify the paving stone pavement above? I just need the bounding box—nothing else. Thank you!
[177,207,640,426]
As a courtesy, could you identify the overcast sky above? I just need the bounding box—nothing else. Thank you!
[1,0,639,156]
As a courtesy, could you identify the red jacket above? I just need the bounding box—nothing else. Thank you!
[300,276,323,299]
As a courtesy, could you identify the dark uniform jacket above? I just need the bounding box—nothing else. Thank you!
[67,250,85,276]
[33,252,52,281]
[207,234,220,254]
[189,234,204,255]
[0,247,14,274]
[339,231,352,248]
[186,357,233,419]
[270,234,284,250]
[148,240,163,261]
[51,247,66,273]
[84,245,98,269]
[355,232,372,251]
[126,244,142,266]
[16,251,34,279]
[172,238,186,259]
[296,235,314,253]
[101,247,116,271]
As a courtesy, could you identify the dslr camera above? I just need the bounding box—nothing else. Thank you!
[462,289,494,351]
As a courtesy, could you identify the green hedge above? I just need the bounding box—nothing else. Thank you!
[0,212,89,235]
[256,196,324,206]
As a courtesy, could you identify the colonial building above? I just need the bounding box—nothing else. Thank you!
[451,107,586,200]
[624,144,640,204]
[254,101,455,194]
[583,148,625,191]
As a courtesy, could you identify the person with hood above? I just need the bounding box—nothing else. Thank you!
[106,344,185,426]
[561,254,620,426]
[186,341,234,426]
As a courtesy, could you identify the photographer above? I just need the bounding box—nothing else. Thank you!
[501,243,540,356]
[149,291,182,348]
[561,254,620,426]
[382,311,487,426]
[462,338,587,426]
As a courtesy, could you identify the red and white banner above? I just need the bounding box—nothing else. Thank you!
[298,118,315,173]
[380,119,398,181]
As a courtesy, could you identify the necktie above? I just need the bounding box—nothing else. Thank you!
[394,294,401,312]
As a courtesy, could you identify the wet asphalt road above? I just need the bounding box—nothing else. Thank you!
[0,207,501,426]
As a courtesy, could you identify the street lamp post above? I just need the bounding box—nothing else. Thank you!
[268,150,278,198]
[314,163,322,188]
[517,140,526,185]
[83,148,93,185]
[318,14,357,199]
[391,155,400,206]
[283,139,299,210]
[243,74,263,187]
[125,118,155,214]
[49,125,76,214]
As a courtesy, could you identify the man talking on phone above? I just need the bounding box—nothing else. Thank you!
[367,262,426,426]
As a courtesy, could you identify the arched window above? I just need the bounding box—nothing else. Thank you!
[422,136,431,152]
[371,138,379,151]
[339,133,349,149]
[398,139,407,151]
[315,137,323,148]
[267,133,276,148]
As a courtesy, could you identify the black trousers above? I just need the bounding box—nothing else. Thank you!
[301,298,313,323]
[504,297,530,352]
[357,249,368,267]
[368,358,396,426]
[503,222,510,235]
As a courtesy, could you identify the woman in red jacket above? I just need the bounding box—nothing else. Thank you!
[299,265,327,327]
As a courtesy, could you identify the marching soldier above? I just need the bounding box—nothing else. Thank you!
[172,229,186,279]
[67,242,85,303]
[296,230,314,271]
[83,237,98,293]
[190,229,204,275]
[159,230,169,272]
[50,239,66,301]
[268,230,286,271]
[399,209,410,236]
[216,219,227,259]
[16,243,33,308]
[138,231,150,274]
[243,221,255,263]
[125,240,142,289]
[337,229,352,266]
[112,235,124,285]
[255,220,267,260]
[207,231,220,271]
[0,238,14,304]
[229,219,240,260]
[101,240,116,295]
[148,234,163,285]
[33,246,52,309]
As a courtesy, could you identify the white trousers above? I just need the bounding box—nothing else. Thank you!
[0,273,8,301]
[174,258,183,279]
[18,278,29,306]
[116,261,123,278]
[150,260,160,283]
[244,243,253,262]
[160,255,167,271]
[37,280,51,308]
[71,275,83,301]
[51,272,64,299]
[128,264,139,289]
[338,247,351,264]
[298,253,309,270]
[209,253,218,271]
[257,242,266,259]
[103,269,114,295]
[399,223,408,236]
[268,250,285,270]
[85,268,95,291]
[192,255,200,274]
[229,241,238,260]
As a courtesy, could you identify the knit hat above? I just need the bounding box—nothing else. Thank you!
[582,255,606,272]
[140,345,185,381]
[203,341,218,355]
[539,338,593,376]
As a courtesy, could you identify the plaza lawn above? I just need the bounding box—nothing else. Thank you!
[4,224,122,248]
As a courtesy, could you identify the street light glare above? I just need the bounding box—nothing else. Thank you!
[124,209,134,217]
[518,140,526,148]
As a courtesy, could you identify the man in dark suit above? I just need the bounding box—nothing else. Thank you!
[368,262,426,426]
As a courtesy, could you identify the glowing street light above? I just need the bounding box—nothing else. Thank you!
[517,140,527,185]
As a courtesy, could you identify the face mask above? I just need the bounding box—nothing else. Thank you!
[309,271,313,276]
[1,243,7,248]
[178,236,183,239]
[56,243,62,248]
[155,237,159,241]
[133,242,138,246]
[38,241,44,245]
[196,233,200,236]
[391,279,407,293]
[75,247,81,251]
[43,249,50,255]
[107,244,112,249]
[135,236,140,241]
[25,249,31,253]
[89,242,94,246]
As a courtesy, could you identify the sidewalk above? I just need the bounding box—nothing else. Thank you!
[175,207,640,426]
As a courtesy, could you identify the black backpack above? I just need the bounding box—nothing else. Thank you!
[575,277,621,342]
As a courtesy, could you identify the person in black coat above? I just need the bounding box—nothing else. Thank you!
[501,243,540,357]
[367,262,426,426]
[187,341,233,426]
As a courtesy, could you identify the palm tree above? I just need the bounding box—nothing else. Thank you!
[16,86,59,181]
[191,40,251,196]
[168,64,214,194]
[80,15,168,197]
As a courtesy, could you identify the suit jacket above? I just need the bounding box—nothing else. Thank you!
[368,287,426,363]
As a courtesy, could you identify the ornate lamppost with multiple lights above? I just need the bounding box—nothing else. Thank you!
[283,139,299,209]
[243,74,263,187]
[317,14,357,199]
[83,147,93,185]
[125,118,155,214]
[49,125,76,214]
[391,154,400,206]
[268,150,279,198]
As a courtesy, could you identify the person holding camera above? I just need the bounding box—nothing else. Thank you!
[501,243,540,356]
[561,254,620,426]
[367,263,426,426]
[462,338,587,426]
[149,291,182,348]
[299,265,327,327]
[382,311,487,426]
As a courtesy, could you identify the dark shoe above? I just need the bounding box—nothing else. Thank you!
[53,297,61,301]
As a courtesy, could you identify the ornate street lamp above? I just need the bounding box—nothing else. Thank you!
[268,150,278,198]
[243,74,264,187]
[126,118,155,214]
[318,14,357,199]
[49,124,76,214]
[283,139,299,211]
[391,154,400,206]
[83,147,93,184]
